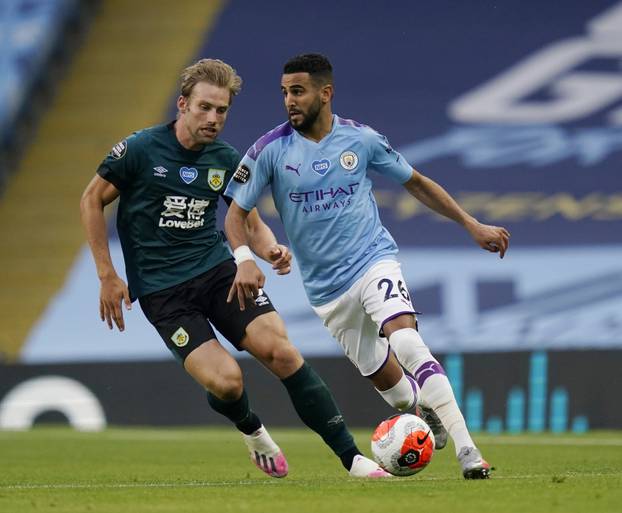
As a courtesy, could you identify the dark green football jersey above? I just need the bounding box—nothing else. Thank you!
[97,122,240,300]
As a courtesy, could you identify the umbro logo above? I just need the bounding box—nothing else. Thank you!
[153,166,168,177]
[254,288,270,307]
[327,415,343,426]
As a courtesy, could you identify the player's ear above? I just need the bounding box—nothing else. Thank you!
[321,84,333,104]
[177,95,188,114]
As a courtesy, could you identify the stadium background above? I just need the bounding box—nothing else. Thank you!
[1,0,621,433]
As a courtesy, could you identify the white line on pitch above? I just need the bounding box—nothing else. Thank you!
[2,472,622,491]
[0,480,279,491]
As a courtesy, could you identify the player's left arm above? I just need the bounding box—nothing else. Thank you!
[403,168,511,258]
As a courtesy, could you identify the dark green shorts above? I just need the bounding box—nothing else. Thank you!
[139,259,276,362]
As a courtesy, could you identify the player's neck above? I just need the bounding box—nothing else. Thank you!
[174,120,205,151]
[299,110,333,143]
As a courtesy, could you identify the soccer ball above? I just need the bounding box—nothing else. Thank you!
[371,413,435,476]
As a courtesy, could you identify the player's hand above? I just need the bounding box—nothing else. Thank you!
[467,221,511,258]
[99,274,131,331]
[268,244,292,275]
[227,261,266,311]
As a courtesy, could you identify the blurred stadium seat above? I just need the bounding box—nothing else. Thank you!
[0,0,91,189]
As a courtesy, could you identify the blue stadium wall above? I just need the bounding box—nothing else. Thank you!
[2,0,622,431]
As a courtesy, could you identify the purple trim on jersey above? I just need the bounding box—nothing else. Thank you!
[378,310,416,337]
[365,345,391,378]
[414,361,447,388]
[247,122,293,160]
[336,116,366,128]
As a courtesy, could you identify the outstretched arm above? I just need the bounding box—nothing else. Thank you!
[403,168,510,257]
[80,174,131,330]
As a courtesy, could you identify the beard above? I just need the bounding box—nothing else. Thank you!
[290,97,322,132]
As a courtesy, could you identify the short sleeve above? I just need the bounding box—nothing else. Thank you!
[365,127,413,184]
[224,145,272,212]
[96,132,142,190]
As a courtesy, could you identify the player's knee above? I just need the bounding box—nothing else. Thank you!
[383,315,417,339]
[209,365,243,401]
[369,352,403,390]
[267,342,303,374]
[245,313,303,376]
[389,328,434,369]
[212,376,243,402]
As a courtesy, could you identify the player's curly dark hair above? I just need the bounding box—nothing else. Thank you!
[283,54,333,85]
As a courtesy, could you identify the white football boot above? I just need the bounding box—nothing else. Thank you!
[242,425,288,478]
[457,446,492,479]
[349,454,392,478]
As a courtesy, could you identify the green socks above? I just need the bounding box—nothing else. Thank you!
[207,388,262,435]
[282,362,360,469]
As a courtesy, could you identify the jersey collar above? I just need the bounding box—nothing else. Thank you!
[292,114,338,146]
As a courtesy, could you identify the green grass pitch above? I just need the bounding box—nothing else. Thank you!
[1,427,621,513]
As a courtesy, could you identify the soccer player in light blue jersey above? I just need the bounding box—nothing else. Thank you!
[224,54,510,479]
[81,58,390,480]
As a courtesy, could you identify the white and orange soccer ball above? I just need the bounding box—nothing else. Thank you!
[371,413,435,476]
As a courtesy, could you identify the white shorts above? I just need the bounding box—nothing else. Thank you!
[312,259,416,376]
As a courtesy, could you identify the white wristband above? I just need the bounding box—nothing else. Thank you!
[233,245,255,265]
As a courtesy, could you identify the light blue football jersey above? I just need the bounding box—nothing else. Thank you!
[225,115,413,306]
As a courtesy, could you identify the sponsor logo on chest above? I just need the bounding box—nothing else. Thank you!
[159,195,210,229]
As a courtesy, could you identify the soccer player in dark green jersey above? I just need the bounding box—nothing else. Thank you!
[80,58,388,478]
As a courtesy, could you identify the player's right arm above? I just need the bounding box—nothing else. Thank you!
[223,144,274,310]
[224,201,266,311]
[80,175,131,331]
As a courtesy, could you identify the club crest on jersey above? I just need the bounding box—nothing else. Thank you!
[171,327,189,347]
[311,159,331,176]
[110,140,127,160]
[339,151,358,171]
[233,164,250,184]
[207,168,226,191]
[179,167,198,184]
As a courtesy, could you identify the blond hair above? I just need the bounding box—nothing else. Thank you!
[180,58,242,101]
